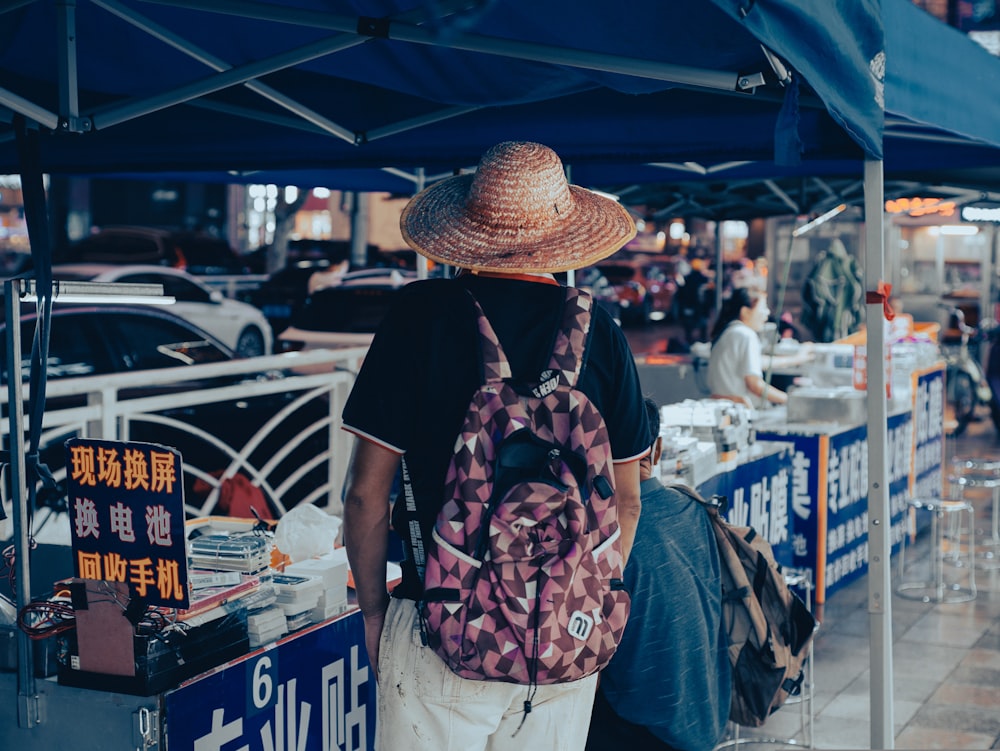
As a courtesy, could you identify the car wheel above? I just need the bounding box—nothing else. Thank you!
[235,327,266,358]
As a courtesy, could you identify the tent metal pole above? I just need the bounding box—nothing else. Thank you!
[56,0,81,131]
[885,128,991,146]
[379,27,751,92]
[810,177,839,200]
[362,24,752,92]
[0,6,84,136]
[93,0,358,143]
[763,179,800,214]
[380,168,421,186]
[864,158,895,750]
[364,106,483,142]
[0,88,59,131]
[714,222,723,317]
[982,227,994,330]
[414,168,428,280]
[141,0,470,30]
[0,0,35,16]
[143,0,751,92]
[647,161,754,176]
[928,185,1000,203]
[186,99,334,136]
[349,191,369,268]
[91,34,368,130]
[4,278,40,729]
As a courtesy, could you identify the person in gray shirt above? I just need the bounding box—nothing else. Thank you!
[587,397,731,751]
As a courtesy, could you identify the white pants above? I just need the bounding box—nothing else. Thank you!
[376,597,598,751]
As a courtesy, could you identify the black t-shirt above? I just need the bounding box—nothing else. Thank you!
[342,274,650,598]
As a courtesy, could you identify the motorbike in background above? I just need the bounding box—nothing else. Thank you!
[941,306,1000,436]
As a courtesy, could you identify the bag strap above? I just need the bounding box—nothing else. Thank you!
[671,483,773,643]
[464,286,594,388]
[400,455,427,589]
[467,294,513,383]
[666,482,729,516]
[547,287,593,389]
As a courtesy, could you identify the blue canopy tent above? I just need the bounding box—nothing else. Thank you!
[2,1,1000,747]
[0,0,879,170]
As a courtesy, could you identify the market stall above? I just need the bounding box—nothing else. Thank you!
[1,448,375,751]
[755,361,945,608]
[1,607,372,751]
[1,2,998,748]
[657,317,946,610]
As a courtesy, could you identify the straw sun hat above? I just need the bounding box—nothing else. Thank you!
[400,141,636,273]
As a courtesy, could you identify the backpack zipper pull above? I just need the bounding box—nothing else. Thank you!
[511,694,534,737]
[547,448,564,483]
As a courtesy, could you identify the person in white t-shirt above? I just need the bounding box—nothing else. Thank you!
[707,286,812,408]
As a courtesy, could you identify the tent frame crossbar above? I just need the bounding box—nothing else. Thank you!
[1,0,762,144]
[94,0,359,142]
[143,0,754,92]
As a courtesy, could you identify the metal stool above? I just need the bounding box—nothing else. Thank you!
[950,457,1000,569]
[897,497,977,603]
[780,568,815,748]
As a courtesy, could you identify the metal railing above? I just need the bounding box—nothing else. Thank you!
[0,347,366,539]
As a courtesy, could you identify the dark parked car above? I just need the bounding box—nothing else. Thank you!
[0,303,329,522]
[239,259,336,335]
[67,226,249,276]
[277,268,416,353]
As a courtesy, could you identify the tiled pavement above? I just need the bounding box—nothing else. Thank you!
[725,414,1000,750]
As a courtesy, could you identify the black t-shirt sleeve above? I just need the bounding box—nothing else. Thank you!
[589,307,651,462]
[342,279,480,456]
[341,287,425,453]
[346,281,650,463]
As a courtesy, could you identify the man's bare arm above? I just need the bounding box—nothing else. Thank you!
[343,437,401,677]
[612,459,642,563]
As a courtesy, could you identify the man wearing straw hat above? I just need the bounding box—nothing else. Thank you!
[342,141,649,749]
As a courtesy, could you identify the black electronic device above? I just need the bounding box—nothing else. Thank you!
[57,607,249,696]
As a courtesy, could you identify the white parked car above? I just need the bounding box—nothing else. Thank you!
[52,264,273,357]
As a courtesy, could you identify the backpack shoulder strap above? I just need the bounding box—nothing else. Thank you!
[466,286,594,388]
[464,290,512,383]
[548,287,594,388]
[665,482,729,516]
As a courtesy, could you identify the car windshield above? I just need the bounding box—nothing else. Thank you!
[0,308,232,382]
[290,286,400,333]
[172,234,244,272]
[109,315,232,368]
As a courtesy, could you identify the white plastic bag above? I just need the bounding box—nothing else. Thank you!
[274,504,342,562]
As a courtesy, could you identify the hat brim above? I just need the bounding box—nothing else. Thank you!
[400,175,637,273]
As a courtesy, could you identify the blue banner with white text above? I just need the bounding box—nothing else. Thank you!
[697,444,795,568]
[165,611,374,751]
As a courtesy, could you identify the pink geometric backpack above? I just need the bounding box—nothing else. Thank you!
[413,287,630,689]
